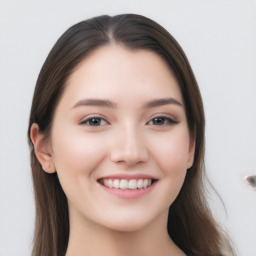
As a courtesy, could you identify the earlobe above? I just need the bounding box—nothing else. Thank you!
[30,123,56,173]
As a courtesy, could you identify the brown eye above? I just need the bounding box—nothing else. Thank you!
[152,117,165,125]
[148,116,178,126]
[80,117,108,126]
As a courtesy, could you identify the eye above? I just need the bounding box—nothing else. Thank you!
[80,117,108,126]
[147,116,178,126]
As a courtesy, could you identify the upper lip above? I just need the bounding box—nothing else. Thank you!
[97,174,158,181]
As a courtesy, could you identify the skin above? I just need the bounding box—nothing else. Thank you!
[31,44,195,256]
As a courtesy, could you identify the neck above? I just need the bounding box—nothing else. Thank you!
[65,209,185,256]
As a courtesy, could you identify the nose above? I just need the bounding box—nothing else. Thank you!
[110,126,148,166]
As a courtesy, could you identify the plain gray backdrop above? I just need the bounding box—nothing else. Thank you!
[0,0,256,255]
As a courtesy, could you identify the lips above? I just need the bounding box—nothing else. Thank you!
[98,175,158,199]
[97,174,158,195]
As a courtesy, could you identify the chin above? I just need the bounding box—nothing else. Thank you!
[97,210,167,233]
[104,220,150,233]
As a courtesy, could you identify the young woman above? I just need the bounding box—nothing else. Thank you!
[28,14,236,256]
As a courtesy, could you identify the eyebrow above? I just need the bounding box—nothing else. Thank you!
[72,97,183,109]
[144,98,183,108]
[73,98,117,109]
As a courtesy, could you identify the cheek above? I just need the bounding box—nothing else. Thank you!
[51,128,107,178]
[50,128,109,209]
[150,131,190,206]
[150,129,190,175]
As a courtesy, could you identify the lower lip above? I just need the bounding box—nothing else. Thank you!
[98,181,157,199]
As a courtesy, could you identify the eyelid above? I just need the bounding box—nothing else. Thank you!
[147,114,179,125]
[79,114,109,125]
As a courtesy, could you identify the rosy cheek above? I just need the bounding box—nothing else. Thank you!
[52,130,106,176]
[150,132,190,175]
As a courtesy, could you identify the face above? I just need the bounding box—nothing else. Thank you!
[35,45,195,232]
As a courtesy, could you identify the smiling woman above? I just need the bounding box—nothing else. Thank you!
[28,14,236,256]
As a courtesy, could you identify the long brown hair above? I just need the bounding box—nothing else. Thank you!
[28,14,236,256]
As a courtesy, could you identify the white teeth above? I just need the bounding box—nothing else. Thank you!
[137,179,143,189]
[120,179,128,190]
[108,179,113,188]
[113,179,119,189]
[128,179,137,190]
[101,178,153,190]
[143,179,149,188]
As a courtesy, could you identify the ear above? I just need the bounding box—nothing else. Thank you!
[30,123,56,173]
[186,136,196,169]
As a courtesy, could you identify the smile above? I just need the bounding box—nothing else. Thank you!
[97,176,158,199]
[99,178,154,190]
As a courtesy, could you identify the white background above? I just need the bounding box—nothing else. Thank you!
[0,0,255,255]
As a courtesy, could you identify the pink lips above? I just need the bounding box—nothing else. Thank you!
[97,174,158,199]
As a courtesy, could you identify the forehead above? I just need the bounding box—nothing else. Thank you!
[61,44,183,106]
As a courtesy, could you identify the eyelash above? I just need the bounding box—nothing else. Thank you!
[79,115,178,127]
[79,115,109,126]
[147,116,178,126]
